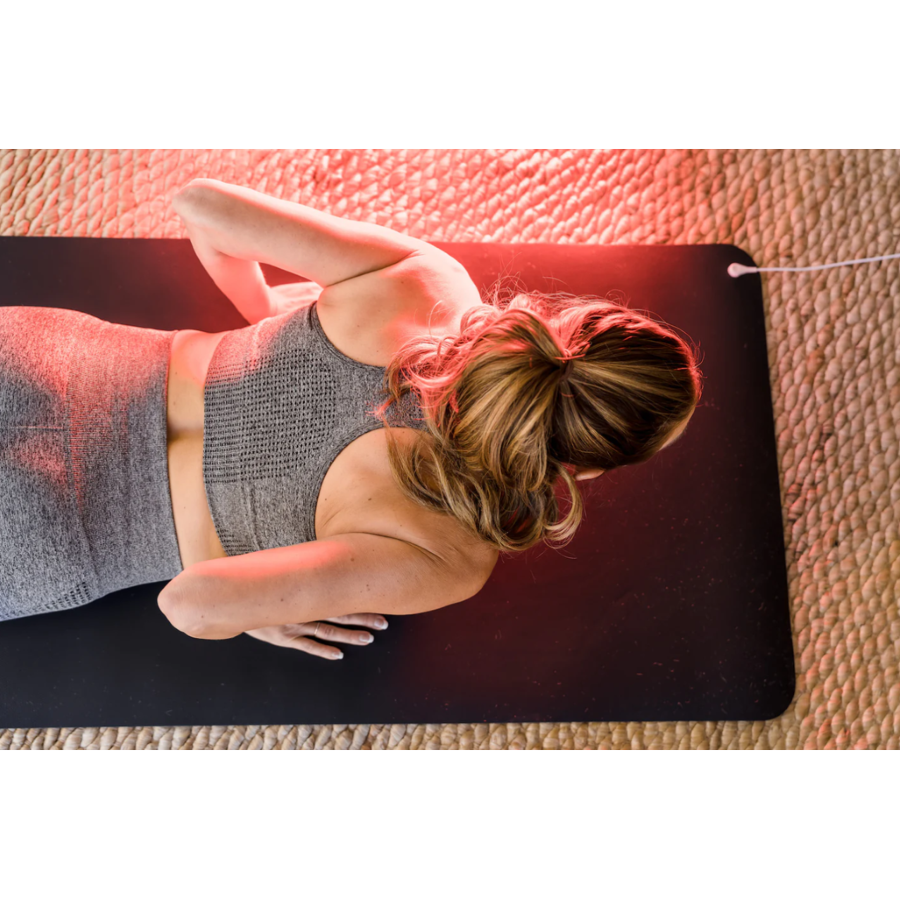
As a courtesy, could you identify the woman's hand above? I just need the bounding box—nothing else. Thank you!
[268,281,325,318]
[242,613,388,660]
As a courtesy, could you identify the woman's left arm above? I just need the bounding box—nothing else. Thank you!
[157,531,493,641]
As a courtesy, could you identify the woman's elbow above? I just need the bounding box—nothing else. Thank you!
[171,179,223,224]
[157,583,201,636]
[157,579,238,640]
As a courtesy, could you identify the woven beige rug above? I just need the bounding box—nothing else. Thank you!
[0,148,897,750]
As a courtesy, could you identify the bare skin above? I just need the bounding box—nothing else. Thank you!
[238,613,389,660]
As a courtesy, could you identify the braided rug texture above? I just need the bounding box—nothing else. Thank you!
[0,148,897,750]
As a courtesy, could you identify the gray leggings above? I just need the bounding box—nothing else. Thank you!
[0,306,184,622]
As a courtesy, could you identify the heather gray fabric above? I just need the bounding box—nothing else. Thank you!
[203,302,428,555]
[0,306,183,622]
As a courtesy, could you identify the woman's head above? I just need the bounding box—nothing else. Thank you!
[373,279,704,555]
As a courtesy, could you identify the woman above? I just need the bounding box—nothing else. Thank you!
[0,178,702,661]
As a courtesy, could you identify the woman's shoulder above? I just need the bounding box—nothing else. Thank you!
[321,247,480,313]
[315,250,484,366]
[317,426,500,585]
[314,251,498,579]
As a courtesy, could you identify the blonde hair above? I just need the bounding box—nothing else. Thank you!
[372,277,704,555]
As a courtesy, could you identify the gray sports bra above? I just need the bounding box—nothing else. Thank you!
[202,302,427,555]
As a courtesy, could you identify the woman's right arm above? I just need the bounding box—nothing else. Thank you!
[171,178,446,286]
[176,204,275,326]
[172,177,465,325]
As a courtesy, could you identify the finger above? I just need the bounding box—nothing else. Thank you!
[287,636,344,661]
[324,614,388,631]
[309,621,376,646]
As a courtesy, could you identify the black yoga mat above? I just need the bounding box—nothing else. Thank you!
[0,236,795,728]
